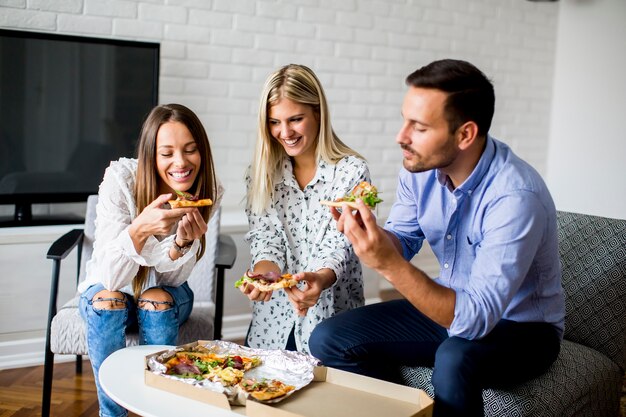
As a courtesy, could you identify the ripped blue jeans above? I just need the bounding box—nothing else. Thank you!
[79,283,193,417]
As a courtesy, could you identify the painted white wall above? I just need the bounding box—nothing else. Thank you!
[0,0,560,368]
[547,0,626,220]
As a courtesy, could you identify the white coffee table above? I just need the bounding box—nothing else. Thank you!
[99,345,244,417]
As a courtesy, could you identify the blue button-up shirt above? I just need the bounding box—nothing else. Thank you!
[384,136,565,340]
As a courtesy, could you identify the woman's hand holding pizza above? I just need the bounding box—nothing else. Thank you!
[174,205,207,246]
[128,193,197,253]
[239,279,273,303]
[284,269,336,317]
[237,261,279,303]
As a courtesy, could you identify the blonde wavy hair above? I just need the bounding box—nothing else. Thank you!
[247,64,363,214]
[132,104,217,299]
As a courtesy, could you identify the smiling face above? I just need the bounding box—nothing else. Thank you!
[396,86,460,173]
[268,97,320,163]
[155,121,202,195]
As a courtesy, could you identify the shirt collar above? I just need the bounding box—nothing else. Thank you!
[279,156,334,189]
[436,135,496,194]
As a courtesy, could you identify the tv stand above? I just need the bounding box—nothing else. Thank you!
[0,203,84,228]
[15,202,32,223]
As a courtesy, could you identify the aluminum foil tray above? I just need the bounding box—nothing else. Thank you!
[146,340,319,405]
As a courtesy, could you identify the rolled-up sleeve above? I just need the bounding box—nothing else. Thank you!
[309,161,370,286]
[244,175,287,271]
[384,169,425,260]
[245,212,287,271]
[310,233,351,287]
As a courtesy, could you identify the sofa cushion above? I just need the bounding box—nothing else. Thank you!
[400,340,622,417]
[556,211,626,370]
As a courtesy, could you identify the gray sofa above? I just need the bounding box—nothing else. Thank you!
[400,211,626,416]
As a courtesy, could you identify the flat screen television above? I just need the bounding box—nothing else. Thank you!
[0,29,159,227]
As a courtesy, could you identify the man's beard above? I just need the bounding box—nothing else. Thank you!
[401,140,457,173]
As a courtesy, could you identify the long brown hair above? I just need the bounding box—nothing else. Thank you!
[132,103,217,299]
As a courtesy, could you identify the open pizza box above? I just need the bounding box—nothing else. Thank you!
[144,341,433,417]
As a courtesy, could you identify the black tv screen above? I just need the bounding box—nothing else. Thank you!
[0,29,159,226]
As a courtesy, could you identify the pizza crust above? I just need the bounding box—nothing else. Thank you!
[168,198,213,208]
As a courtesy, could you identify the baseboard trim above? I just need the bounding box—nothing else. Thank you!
[366,296,382,305]
[0,337,74,370]
[221,312,252,341]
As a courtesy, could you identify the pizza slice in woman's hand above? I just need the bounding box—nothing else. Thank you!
[234,270,298,292]
[168,189,213,208]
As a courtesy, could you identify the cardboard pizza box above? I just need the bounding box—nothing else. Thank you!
[144,341,433,417]
[245,366,433,417]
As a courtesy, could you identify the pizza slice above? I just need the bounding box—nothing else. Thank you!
[163,350,261,384]
[206,366,245,386]
[168,189,213,208]
[206,354,262,386]
[163,353,209,380]
[239,377,296,401]
[234,270,298,292]
[320,181,382,209]
[223,354,262,372]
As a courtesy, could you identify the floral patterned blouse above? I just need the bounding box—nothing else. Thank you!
[244,155,368,354]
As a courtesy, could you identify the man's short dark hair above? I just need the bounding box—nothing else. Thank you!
[405,59,495,137]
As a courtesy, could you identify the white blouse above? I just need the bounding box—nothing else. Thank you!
[245,155,368,353]
[78,157,223,295]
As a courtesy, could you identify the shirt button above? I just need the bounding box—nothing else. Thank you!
[444,263,449,269]
[446,234,452,240]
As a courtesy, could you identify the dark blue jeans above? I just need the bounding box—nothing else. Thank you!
[309,299,560,417]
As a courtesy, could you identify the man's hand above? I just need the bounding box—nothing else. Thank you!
[331,199,456,328]
[331,199,402,273]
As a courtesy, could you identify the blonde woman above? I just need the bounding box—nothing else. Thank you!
[78,104,222,417]
[240,64,369,353]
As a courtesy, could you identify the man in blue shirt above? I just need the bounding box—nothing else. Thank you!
[309,59,565,417]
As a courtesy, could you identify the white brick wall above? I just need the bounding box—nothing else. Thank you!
[0,0,559,220]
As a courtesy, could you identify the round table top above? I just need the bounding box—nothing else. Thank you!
[99,345,244,417]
